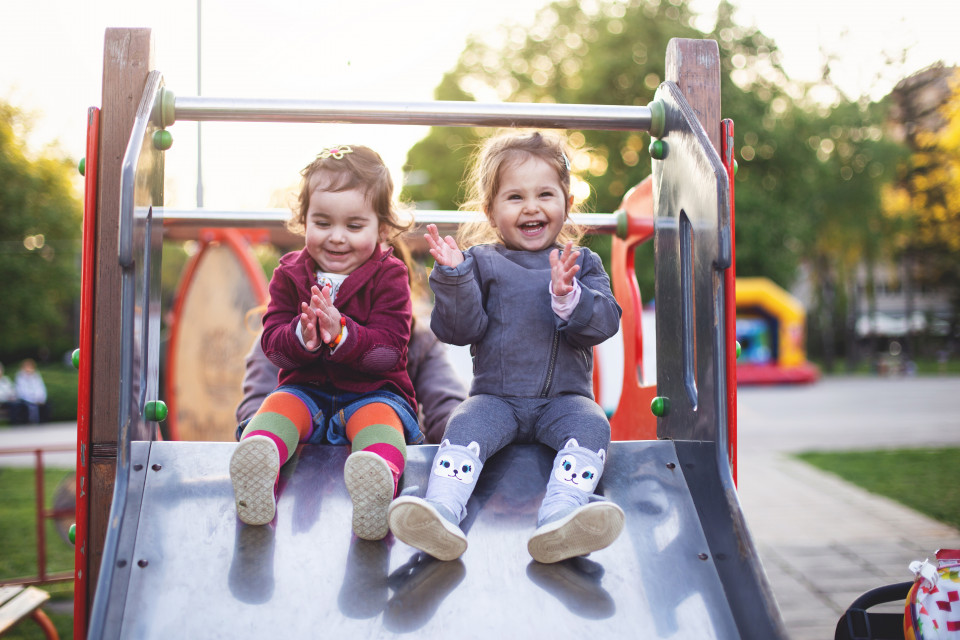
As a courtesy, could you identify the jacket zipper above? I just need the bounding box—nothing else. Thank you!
[539,329,560,397]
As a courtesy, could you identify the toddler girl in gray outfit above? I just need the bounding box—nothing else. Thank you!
[388,131,624,563]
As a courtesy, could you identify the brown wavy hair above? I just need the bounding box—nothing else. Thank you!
[288,145,411,240]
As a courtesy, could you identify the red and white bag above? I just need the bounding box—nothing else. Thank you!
[905,549,960,639]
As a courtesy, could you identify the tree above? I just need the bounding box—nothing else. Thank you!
[401,0,907,367]
[402,0,818,292]
[402,72,482,210]
[0,102,82,362]
[885,67,960,337]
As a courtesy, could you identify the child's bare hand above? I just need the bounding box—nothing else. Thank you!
[299,301,323,351]
[549,241,581,296]
[424,223,463,268]
[311,284,343,345]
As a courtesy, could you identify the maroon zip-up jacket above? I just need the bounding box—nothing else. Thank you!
[260,244,417,413]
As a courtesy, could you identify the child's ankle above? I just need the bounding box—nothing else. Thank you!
[386,460,401,496]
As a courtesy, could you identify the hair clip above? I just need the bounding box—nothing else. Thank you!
[561,151,571,171]
[318,145,354,160]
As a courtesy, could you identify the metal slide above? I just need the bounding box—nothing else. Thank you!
[99,441,751,638]
[87,60,785,638]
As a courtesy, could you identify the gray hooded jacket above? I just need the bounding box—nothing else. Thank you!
[429,244,621,400]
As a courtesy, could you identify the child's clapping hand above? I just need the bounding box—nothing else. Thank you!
[549,241,581,296]
[424,224,464,268]
[300,284,343,350]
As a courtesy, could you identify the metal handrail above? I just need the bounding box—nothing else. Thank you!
[165,94,655,132]
[157,208,621,235]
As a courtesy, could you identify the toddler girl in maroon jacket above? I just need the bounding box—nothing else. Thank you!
[230,145,422,540]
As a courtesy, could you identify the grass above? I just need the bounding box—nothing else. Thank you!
[0,466,75,639]
[37,364,79,423]
[795,447,960,530]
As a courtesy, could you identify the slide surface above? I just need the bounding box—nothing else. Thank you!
[101,441,745,638]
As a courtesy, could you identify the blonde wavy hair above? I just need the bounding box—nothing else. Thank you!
[457,130,584,249]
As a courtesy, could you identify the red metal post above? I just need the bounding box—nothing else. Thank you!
[74,105,100,639]
[34,450,47,582]
[721,119,738,484]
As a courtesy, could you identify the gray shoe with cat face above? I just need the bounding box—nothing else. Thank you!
[388,496,468,561]
[527,501,625,564]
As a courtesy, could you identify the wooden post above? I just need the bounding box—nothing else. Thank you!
[85,27,154,624]
[665,38,721,153]
[665,38,738,479]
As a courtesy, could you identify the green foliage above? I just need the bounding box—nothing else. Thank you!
[885,68,960,323]
[0,466,75,639]
[399,1,857,283]
[796,448,960,529]
[402,73,481,210]
[400,0,911,363]
[0,103,82,363]
[38,364,79,422]
[161,241,192,312]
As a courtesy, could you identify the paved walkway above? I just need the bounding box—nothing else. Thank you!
[2,375,959,639]
[736,375,960,639]
[0,423,76,468]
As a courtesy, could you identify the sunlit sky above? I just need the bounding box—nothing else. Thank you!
[2,0,958,210]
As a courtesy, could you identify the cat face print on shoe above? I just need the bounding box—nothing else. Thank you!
[553,438,604,493]
[432,440,481,484]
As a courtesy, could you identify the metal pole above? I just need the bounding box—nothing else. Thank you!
[170,96,654,131]
[196,0,204,208]
[158,208,620,235]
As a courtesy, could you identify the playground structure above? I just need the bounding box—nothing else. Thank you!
[735,277,820,385]
[72,29,786,638]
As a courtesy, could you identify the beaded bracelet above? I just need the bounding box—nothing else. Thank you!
[328,317,347,350]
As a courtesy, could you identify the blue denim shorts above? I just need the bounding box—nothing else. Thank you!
[236,385,423,446]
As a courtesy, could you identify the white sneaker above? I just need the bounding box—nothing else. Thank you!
[387,496,467,561]
[230,436,280,525]
[527,501,625,564]
[344,451,397,540]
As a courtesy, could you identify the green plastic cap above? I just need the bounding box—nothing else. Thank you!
[649,139,667,160]
[614,209,628,240]
[69,523,76,545]
[71,349,80,370]
[651,396,670,417]
[647,100,666,139]
[736,341,742,358]
[153,130,173,151]
[78,158,85,176]
[145,400,168,422]
[160,87,176,128]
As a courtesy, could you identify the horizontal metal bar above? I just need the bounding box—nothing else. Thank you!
[171,96,653,131]
[159,209,619,234]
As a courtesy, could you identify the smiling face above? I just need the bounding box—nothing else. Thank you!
[305,184,383,275]
[487,155,573,252]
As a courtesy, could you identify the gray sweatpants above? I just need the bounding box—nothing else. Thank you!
[441,394,611,462]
